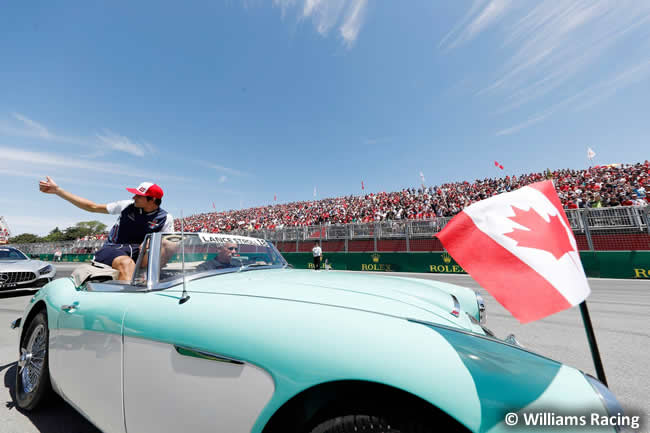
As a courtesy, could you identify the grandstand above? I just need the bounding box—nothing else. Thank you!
[0,216,10,244]
[7,161,650,256]
[174,161,649,232]
[10,206,648,257]
[165,161,648,254]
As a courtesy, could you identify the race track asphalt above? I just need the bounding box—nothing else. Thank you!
[0,264,648,433]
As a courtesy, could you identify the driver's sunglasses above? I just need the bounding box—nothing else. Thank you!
[227,247,238,251]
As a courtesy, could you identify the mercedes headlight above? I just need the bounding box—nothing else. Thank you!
[476,292,486,324]
[39,265,53,275]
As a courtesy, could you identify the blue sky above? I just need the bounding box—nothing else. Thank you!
[2,0,650,236]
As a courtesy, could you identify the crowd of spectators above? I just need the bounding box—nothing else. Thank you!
[0,228,9,244]
[174,161,650,234]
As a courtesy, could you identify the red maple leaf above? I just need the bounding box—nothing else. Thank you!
[504,206,574,260]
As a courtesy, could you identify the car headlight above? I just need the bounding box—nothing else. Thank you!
[584,373,626,432]
[38,265,53,276]
[476,292,486,324]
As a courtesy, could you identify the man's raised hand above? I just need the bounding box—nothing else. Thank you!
[39,176,59,194]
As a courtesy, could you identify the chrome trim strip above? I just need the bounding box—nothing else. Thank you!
[450,294,460,317]
[476,292,486,324]
[174,345,244,365]
[504,334,524,348]
[153,265,285,291]
[146,234,161,290]
[582,373,624,433]
[120,310,128,433]
[408,318,558,363]
[465,312,479,325]
[10,318,21,329]
[85,281,147,293]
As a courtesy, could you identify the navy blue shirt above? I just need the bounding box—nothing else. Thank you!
[106,200,174,245]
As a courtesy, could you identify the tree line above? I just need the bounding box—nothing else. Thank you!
[9,221,108,244]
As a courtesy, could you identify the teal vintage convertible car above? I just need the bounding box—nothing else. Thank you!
[11,232,623,433]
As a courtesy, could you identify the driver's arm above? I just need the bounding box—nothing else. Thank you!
[57,189,108,213]
[39,176,108,213]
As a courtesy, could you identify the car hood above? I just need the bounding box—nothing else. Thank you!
[0,260,41,271]
[184,268,476,330]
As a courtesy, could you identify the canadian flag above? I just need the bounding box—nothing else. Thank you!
[437,180,590,323]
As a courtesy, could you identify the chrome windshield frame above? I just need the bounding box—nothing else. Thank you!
[130,232,287,292]
[146,233,161,290]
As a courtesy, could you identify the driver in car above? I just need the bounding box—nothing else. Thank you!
[196,242,239,271]
[39,176,174,281]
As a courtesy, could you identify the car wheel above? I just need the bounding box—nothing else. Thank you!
[15,311,52,411]
[310,414,431,433]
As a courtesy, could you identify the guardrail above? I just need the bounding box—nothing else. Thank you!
[230,207,648,248]
[8,206,649,255]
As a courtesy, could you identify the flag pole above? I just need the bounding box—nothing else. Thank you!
[579,300,607,386]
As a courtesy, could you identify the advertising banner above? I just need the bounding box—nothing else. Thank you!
[283,251,650,279]
[287,252,467,274]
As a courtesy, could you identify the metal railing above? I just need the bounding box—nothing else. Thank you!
[8,206,649,255]
[228,206,649,252]
[8,239,106,256]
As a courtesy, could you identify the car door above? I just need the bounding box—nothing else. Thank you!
[52,283,133,433]
[121,289,275,433]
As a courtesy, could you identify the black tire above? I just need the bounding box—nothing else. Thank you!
[310,414,432,433]
[15,311,52,411]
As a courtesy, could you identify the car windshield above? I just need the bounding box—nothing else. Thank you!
[0,248,28,260]
[135,233,288,286]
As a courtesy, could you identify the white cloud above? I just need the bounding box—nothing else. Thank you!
[0,113,71,143]
[0,146,185,181]
[466,0,513,41]
[0,166,124,189]
[96,129,155,157]
[439,0,487,49]
[496,110,555,136]
[11,113,52,139]
[0,113,155,157]
[443,1,650,132]
[440,0,515,50]
[481,0,650,99]
[218,175,227,183]
[496,56,650,135]
[200,161,248,177]
[339,0,367,47]
[272,0,369,46]
[573,57,650,111]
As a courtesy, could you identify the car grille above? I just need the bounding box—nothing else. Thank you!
[0,271,36,284]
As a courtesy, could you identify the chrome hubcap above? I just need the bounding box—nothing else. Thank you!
[20,324,46,393]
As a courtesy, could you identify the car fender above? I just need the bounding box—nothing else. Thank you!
[18,278,79,394]
[122,290,597,433]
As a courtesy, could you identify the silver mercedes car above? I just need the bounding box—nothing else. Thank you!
[0,246,56,291]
